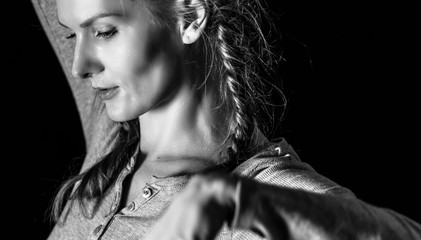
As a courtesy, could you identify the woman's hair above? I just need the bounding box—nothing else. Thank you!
[52,120,140,222]
[198,0,283,160]
[52,0,285,223]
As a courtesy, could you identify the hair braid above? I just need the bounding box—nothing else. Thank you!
[203,0,283,163]
[216,24,251,158]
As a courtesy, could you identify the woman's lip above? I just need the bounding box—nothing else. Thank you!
[96,86,119,101]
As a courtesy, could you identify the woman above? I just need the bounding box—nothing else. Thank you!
[32,0,421,239]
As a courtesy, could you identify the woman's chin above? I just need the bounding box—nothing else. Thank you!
[104,104,144,122]
[105,107,135,122]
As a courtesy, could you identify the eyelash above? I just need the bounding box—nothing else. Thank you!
[65,28,118,40]
[96,28,118,39]
[66,33,76,39]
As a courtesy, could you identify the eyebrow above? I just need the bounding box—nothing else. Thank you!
[58,12,123,29]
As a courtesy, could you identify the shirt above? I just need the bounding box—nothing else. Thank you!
[47,139,355,240]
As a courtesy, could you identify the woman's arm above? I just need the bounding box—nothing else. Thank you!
[31,0,119,171]
[232,177,421,240]
[145,173,421,240]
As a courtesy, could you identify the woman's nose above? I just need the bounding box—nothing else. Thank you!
[71,38,104,79]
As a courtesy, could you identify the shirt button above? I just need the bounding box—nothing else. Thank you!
[127,202,135,211]
[142,186,153,199]
[93,225,102,235]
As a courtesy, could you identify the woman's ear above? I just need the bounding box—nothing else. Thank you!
[179,0,208,45]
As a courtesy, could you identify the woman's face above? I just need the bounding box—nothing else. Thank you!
[57,0,182,122]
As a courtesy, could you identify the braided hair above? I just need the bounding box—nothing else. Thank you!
[196,0,283,163]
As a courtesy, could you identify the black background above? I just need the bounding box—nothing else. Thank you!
[6,0,420,238]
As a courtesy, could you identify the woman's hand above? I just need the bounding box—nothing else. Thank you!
[144,173,238,240]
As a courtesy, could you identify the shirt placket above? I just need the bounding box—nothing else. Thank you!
[118,183,161,216]
[89,154,138,240]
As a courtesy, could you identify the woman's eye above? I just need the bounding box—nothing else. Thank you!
[95,28,118,39]
[65,33,76,39]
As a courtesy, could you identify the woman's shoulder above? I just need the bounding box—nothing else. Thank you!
[233,138,311,176]
[233,138,355,198]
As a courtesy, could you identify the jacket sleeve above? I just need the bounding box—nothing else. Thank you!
[230,164,421,240]
[31,0,119,171]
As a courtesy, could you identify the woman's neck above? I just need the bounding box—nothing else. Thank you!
[138,82,229,167]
